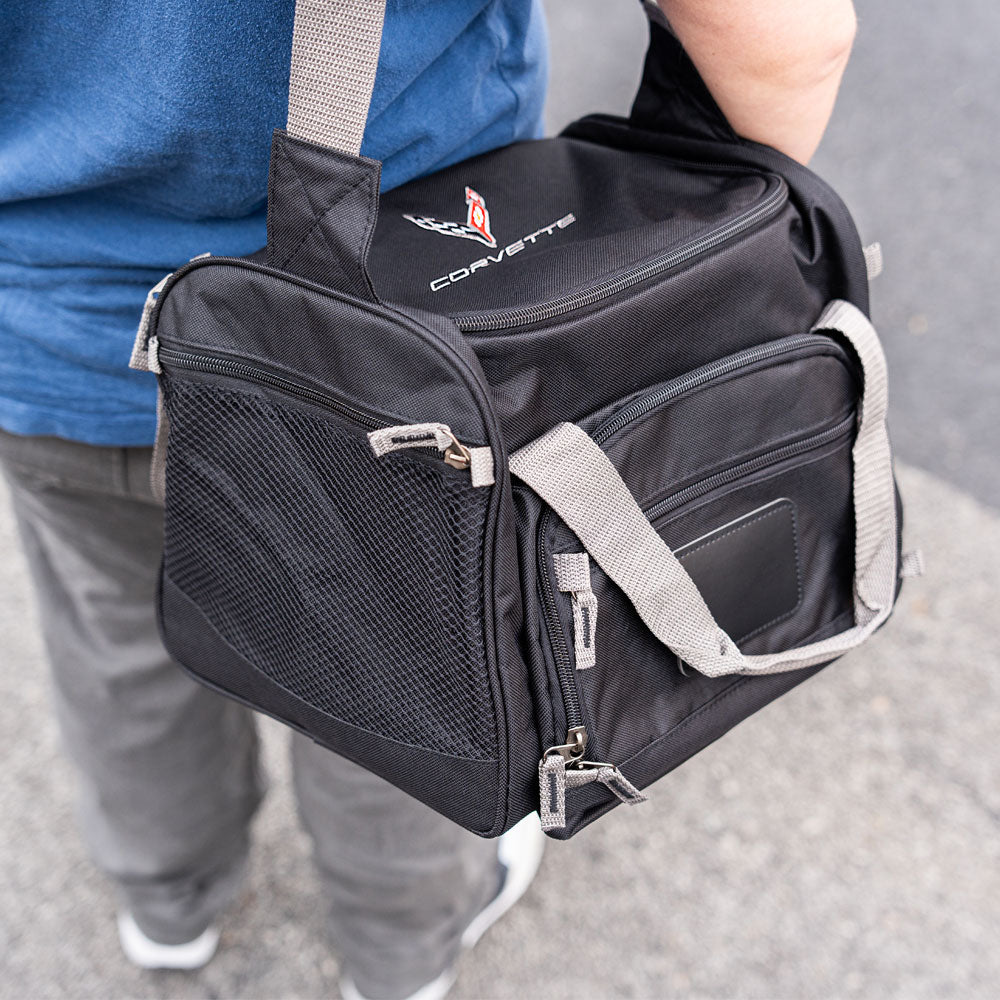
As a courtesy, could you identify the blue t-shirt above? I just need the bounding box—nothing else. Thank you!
[0,1,547,445]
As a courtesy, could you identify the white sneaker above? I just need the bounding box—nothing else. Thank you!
[117,910,220,971]
[340,812,546,1000]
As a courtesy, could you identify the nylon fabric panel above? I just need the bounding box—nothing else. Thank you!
[510,486,564,750]
[368,138,770,315]
[548,434,856,769]
[465,202,830,448]
[563,116,870,316]
[547,661,827,840]
[585,343,859,511]
[486,491,545,832]
[155,262,489,446]
[265,131,382,297]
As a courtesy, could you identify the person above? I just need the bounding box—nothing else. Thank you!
[0,1,856,998]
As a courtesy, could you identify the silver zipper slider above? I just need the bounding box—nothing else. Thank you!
[542,725,588,764]
[442,428,472,470]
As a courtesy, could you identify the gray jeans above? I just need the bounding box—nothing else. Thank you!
[0,428,499,999]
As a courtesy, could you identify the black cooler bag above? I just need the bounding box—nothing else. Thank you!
[130,0,905,838]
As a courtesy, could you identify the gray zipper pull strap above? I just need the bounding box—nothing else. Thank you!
[129,254,210,374]
[900,548,925,578]
[539,754,647,832]
[367,423,495,487]
[552,552,598,670]
[128,273,172,374]
[863,242,883,280]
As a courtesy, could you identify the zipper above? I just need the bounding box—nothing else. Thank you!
[452,176,788,333]
[644,414,855,524]
[146,254,506,459]
[157,346,391,431]
[592,334,848,446]
[537,515,589,762]
[158,346,486,478]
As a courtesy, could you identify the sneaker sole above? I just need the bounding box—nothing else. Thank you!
[117,911,219,971]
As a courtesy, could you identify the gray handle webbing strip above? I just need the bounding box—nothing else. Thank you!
[287,0,387,155]
[510,300,898,678]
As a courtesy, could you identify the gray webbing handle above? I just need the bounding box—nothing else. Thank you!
[510,300,898,678]
[286,0,387,155]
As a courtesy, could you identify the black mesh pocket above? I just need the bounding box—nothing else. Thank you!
[161,377,497,761]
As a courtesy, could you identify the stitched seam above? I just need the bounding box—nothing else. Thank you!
[609,348,855,447]
[618,606,857,773]
[270,138,374,280]
[265,136,281,265]
[279,172,372,273]
[625,675,756,768]
[560,606,855,837]
[678,501,790,558]
[276,138,330,234]
[163,565,497,764]
[479,438,509,836]
[165,577,501,773]
[740,505,803,642]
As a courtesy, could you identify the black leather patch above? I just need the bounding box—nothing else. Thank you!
[675,498,801,645]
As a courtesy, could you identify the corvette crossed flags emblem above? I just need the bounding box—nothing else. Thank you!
[403,187,498,249]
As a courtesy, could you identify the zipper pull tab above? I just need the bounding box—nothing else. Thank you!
[129,272,172,373]
[367,423,495,487]
[538,729,647,833]
[552,553,598,670]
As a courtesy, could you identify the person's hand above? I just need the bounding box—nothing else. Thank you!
[657,0,857,164]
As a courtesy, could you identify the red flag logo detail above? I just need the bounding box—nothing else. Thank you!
[464,188,496,248]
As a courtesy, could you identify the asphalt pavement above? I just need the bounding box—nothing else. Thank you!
[2,1,998,997]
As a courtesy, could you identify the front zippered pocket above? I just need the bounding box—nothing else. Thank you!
[644,415,854,523]
[590,333,843,445]
[536,411,855,762]
[534,332,860,769]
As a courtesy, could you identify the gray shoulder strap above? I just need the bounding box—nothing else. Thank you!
[510,300,898,678]
[286,0,388,155]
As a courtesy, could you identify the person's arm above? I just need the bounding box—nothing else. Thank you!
[656,0,857,164]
